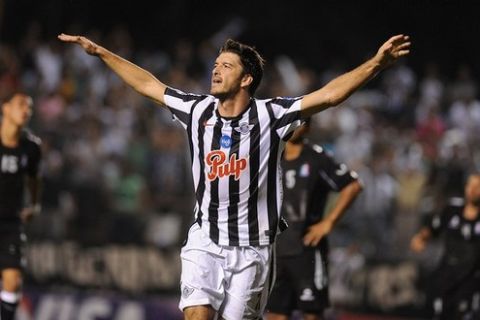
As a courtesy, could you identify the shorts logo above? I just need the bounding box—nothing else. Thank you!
[205,150,247,181]
[299,288,315,301]
[220,135,232,148]
[182,285,195,298]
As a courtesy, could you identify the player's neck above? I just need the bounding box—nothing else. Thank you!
[217,92,251,118]
[464,203,479,220]
[0,121,22,147]
[284,142,303,161]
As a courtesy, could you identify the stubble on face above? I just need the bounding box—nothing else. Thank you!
[210,52,245,99]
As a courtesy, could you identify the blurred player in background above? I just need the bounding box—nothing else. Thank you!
[410,173,480,320]
[0,93,42,320]
[266,119,362,320]
[58,32,409,320]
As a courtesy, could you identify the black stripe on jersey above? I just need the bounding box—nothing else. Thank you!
[207,116,223,243]
[173,110,189,126]
[274,110,302,135]
[227,118,241,246]
[266,102,281,242]
[269,97,301,109]
[186,99,204,164]
[248,102,260,245]
[195,103,215,226]
[165,87,206,102]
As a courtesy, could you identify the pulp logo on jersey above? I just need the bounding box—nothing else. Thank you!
[205,150,247,181]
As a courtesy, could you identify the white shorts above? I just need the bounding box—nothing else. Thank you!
[179,223,274,320]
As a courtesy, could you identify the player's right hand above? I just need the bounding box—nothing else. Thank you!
[374,34,411,68]
[58,33,100,56]
[410,233,427,253]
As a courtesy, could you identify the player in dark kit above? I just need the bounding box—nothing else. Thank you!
[410,174,480,320]
[0,93,42,320]
[266,120,362,320]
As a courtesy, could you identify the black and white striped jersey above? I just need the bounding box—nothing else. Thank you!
[164,87,303,246]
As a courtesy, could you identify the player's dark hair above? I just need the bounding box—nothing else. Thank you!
[2,91,28,104]
[220,39,265,96]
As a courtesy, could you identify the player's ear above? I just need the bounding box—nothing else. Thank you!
[241,74,253,89]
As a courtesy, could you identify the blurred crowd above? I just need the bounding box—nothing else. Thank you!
[1,23,479,265]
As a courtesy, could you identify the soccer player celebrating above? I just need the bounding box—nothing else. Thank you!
[0,93,42,320]
[411,174,480,320]
[266,119,362,320]
[58,33,409,320]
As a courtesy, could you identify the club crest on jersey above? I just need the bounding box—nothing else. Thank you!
[475,222,480,235]
[299,163,310,177]
[21,155,28,167]
[234,122,254,135]
[205,150,247,181]
[220,135,232,148]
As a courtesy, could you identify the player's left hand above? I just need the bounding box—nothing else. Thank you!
[58,33,101,56]
[375,34,411,68]
[303,219,334,246]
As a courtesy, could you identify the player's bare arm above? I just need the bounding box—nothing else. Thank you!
[303,180,363,246]
[301,34,411,117]
[58,34,167,106]
[20,176,41,223]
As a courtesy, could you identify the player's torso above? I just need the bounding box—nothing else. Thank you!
[191,101,277,206]
[276,148,331,256]
[281,148,328,224]
[0,138,34,215]
[0,142,31,177]
[441,206,480,272]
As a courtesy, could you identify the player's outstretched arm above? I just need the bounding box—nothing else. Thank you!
[303,180,363,246]
[58,33,167,106]
[300,34,410,117]
[20,176,42,223]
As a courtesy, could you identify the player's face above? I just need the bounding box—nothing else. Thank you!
[465,175,480,206]
[210,52,248,98]
[3,94,33,127]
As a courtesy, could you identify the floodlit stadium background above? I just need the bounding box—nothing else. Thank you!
[1,0,480,319]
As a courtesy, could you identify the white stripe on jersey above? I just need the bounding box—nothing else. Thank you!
[164,87,302,246]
